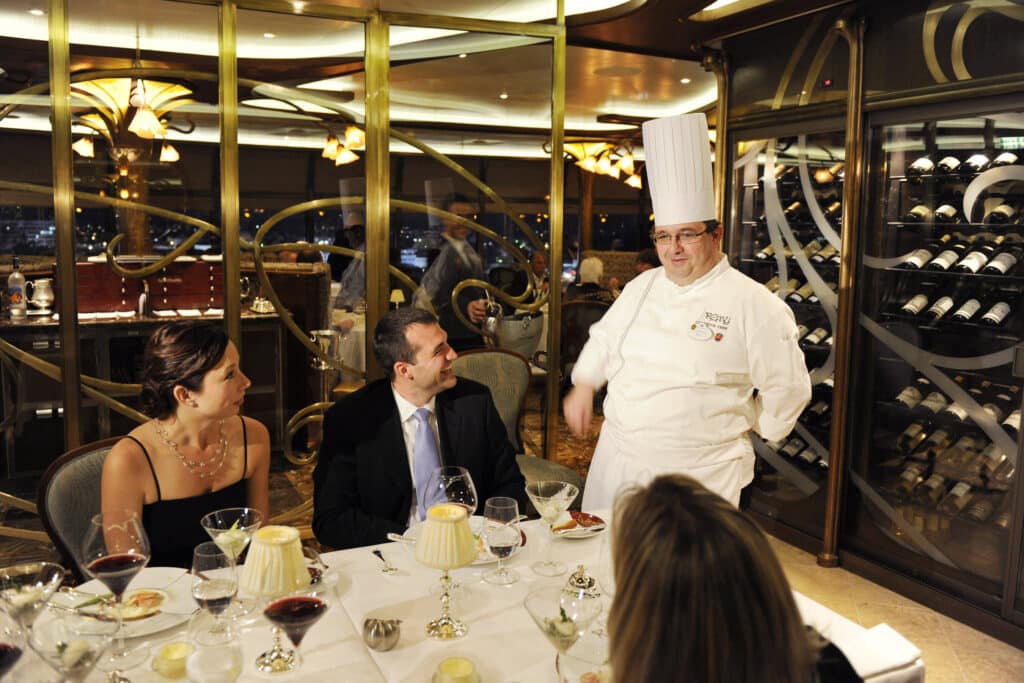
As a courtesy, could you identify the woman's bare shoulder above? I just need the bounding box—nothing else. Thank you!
[240,416,270,444]
[103,431,154,479]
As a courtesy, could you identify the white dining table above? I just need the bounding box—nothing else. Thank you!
[12,516,923,682]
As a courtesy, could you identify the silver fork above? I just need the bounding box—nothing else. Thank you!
[371,549,398,575]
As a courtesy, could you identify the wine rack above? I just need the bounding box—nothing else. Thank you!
[852,116,1024,590]
[731,132,846,535]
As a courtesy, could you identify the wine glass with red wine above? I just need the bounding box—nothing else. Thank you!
[78,512,150,671]
[256,584,331,673]
[0,609,24,680]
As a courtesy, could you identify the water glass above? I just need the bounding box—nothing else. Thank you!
[482,497,521,585]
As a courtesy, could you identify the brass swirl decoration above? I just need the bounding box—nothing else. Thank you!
[923,0,1024,83]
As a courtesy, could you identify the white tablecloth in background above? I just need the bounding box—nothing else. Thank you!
[331,310,366,378]
[11,517,922,682]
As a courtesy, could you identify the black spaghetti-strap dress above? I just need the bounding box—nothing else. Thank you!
[124,416,249,569]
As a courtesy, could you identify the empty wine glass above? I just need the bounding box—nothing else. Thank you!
[191,542,238,645]
[524,481,579,576]
[186,642,243,683]
[482,497,522,585]
[257,583,331,673]
[0,561,66,629]
[524,583,603,656]
[79,511,150,671]
[29,606,115,683]
[426,466,478,516]
[0,609,24,679]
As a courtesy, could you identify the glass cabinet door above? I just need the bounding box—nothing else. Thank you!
[731,131,846,540]
[846,110,1024,607]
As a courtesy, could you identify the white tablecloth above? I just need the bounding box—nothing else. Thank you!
[12,517,923,682]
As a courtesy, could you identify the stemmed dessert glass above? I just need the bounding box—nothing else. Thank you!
[190,542,238,645]
[0,609,24,679]
[259,584,331,673]
[524,583,603,658]
[525,481,580,576]
[482,497,522,585]
[0,561,66,629]
[29,605,116,683]
[425,466,478,515]
[78,511,150,671]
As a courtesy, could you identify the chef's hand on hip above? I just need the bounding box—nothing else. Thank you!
[563,384,595,437]
[467,298,488,323]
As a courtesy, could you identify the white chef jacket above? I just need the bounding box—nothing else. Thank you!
[572,255,811,508]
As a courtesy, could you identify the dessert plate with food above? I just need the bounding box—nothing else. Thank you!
[52,567,194,637]
[551,512,606,539]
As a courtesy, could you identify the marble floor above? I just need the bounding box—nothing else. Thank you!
[771,536,1024,682]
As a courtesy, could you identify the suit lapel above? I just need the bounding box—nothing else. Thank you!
[377,387,413,492]
[435,390,458,468]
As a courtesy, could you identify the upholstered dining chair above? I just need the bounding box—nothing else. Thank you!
[452,348,532,451]
[450,348,585,511]
[37,436,121,580]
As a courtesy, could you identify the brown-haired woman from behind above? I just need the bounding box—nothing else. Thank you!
[101,321,270,568]
[608,474,814,683]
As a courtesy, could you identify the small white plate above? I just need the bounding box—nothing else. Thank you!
[551,512,606,540]
[55,567,194,638]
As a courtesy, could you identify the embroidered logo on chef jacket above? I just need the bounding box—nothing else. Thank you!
[689,310,732,342]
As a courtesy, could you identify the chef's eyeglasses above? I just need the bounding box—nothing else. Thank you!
[650,227,712,246]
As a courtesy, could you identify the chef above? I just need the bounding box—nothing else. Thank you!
[563,112,811,509]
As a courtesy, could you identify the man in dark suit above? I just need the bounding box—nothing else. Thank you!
[313,307,527,549]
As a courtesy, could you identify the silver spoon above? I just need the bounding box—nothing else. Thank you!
[372,549,398,575]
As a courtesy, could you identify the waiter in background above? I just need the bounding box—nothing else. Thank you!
[564,112,810,508]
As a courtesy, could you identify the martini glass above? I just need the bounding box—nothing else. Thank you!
[525,481,579,576]
[78,512,149,672]
[200,507,262,621]
[258,584,331,673]
[29,605,116,683]
[524,583,602,657]
[0,561,65,629]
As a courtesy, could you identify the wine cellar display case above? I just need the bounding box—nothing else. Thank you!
[729,129,847,542]
[844,105,1024,620]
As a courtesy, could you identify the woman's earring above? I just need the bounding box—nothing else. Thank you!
[188,399,198,408]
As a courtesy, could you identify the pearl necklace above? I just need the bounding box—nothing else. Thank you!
[153,418,229,480]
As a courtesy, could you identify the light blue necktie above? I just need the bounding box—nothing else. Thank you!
[413,408,444,520]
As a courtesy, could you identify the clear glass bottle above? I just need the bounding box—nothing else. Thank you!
[6,255,26,319]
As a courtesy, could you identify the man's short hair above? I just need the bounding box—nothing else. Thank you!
[443,192,472,212]
[373,307,439,380]
[579,256,604,285]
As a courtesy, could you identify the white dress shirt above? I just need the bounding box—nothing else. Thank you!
[391,387,441,528]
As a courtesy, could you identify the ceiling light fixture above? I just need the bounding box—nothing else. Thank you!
[29,9,45,16]
[322,134,340,159]
[344,125,365,150]
[264,33,276,39]
[680,77,691,84]
[334,147,359,165]
[499,91,509,100]
[458,53,468,59]
[561,140,642,190]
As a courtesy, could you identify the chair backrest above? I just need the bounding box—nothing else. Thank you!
[451,349,531,450]
[37,436,121,578]
[561,300,610,377]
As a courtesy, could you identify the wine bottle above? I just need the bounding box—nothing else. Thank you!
[914,472,952,505]
[764,276,781,292]
[787,281,815,303]
[983,204,1019,225]
[962,153,990,174]
[906,156,935,178]
[803,327,830,345]
[812,244,839,263]
[982,384,1018,423]
[910,428,952,462]
[895,461,926,498]
[899,291,931,315]
[823,201,842,224]
[1002,408,1020,439]
[898,232,952,269]
[916,391,949,415]
[802,240,823,259]
[979,295,1012,326]
[923,281,969,321]
[783,201,806,220]
[980,245,1022,275]
[755,244,776,260]
[924,234,972,270]
[895,421,930,453]
[814,162,845,186]
[950,288,983,322]
[937,481,974,516]
[954,234,1004,273]
[780,436,808,459]
[935,156,961,174]
[979,442,1007,477]
[804,399,831,428]
[939,375,972,421]
[894,376,932,409]
[902,204,934,223]
[990,151,1019,167]
[795,324,810,339]
[933,204,963,224]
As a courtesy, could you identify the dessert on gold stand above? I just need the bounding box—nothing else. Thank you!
[414,503,479,640]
